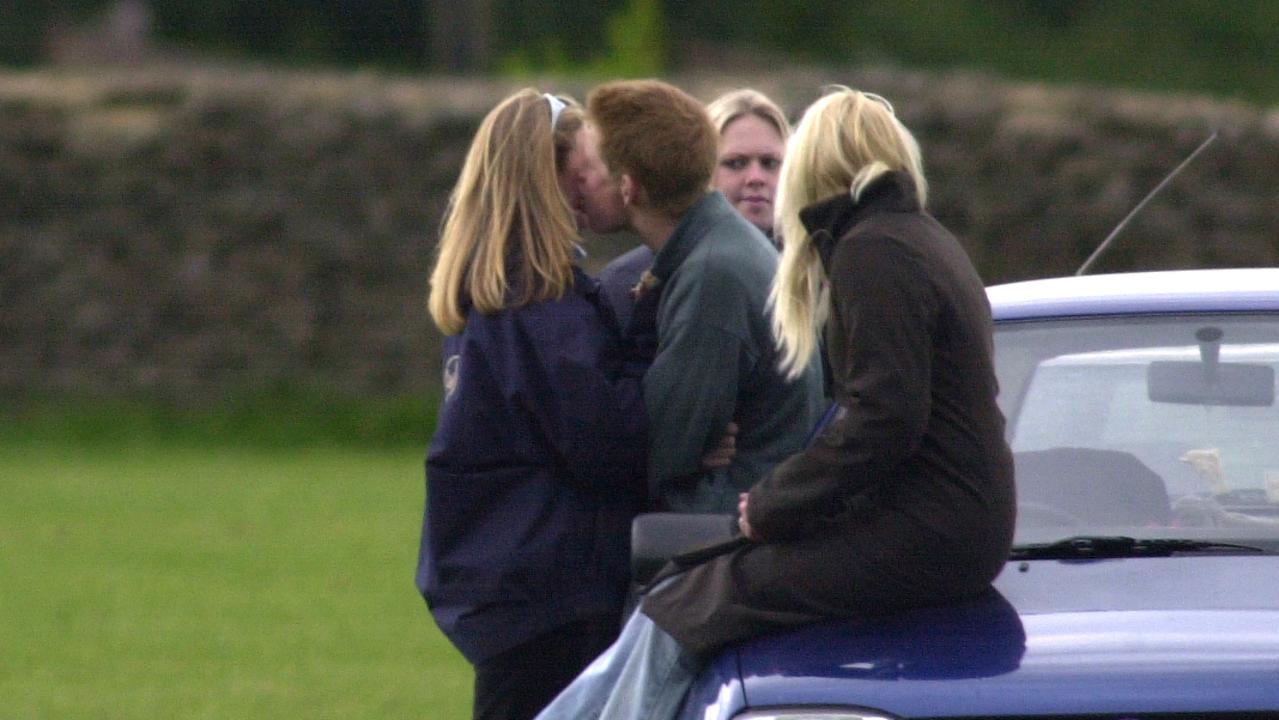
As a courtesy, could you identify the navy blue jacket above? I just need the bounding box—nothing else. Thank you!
[415,267,647,664]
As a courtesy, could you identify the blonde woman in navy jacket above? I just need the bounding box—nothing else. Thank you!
[417,89,647,720]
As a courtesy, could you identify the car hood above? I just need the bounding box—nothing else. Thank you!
[730,555,1279,718]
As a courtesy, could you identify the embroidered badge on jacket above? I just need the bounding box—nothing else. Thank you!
[443,355,460,401]
[630,269,661,299]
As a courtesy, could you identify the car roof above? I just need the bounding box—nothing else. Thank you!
[987,268,1279,321]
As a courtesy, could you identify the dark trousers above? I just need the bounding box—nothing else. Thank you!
[471,614,620,720]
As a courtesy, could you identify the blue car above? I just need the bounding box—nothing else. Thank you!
[669,268,1279,720]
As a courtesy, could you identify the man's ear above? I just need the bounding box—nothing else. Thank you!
[619,173,643,208]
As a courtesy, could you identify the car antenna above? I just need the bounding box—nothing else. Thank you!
[1075,130,1218,276]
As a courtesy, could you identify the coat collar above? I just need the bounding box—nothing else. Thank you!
[649,191,737,283]
[799,171,921,269]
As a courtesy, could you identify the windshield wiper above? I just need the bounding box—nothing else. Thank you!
[1010,536,1266,560]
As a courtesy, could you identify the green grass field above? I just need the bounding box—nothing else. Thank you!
[0,443,471,719]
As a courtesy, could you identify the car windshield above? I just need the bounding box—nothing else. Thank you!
[995,313,1279,546]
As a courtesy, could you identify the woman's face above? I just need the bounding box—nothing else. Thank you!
[556,130,589,231]
[560,123,628,235]
[712,113,785,235]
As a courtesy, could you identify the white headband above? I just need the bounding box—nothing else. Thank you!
[863,92,895,115]
[544,93,567,130]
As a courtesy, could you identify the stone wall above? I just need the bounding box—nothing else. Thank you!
[2,65,1276,401]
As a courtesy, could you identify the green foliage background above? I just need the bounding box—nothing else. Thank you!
[3,1,1277,105]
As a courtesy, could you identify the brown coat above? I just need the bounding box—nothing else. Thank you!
[642,172,1016,656]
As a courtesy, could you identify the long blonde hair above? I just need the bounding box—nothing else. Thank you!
[770,87,928,378]
[428,89,582,335]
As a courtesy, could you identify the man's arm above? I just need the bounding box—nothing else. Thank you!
[644,318,747,507]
